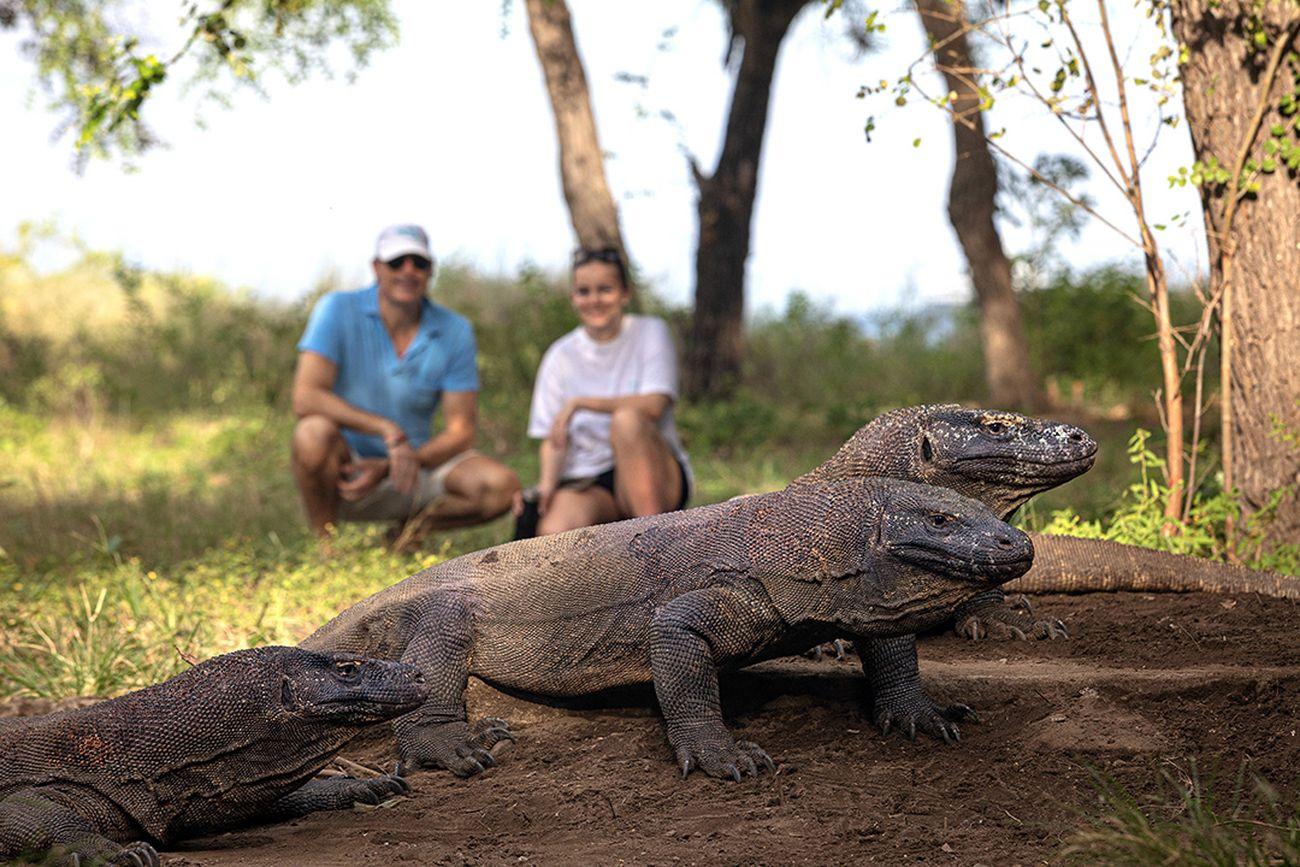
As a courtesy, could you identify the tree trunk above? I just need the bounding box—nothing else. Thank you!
[524,0,627,260]
[914,0,1043,410]
[686,0,807,400]
[1171,0,1300,546]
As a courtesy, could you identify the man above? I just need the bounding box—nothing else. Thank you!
[291,224,519,544]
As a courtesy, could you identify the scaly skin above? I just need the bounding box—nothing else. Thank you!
[793,404,1097,742]
[1012,534,1300,598]
[0,648,427,866]
[302,478,1034,782]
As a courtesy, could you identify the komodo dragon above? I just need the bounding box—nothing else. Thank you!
[0,647,427,866]
[301,478,1034,782]
[794,403,1300,743]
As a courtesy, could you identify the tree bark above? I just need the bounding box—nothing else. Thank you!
[524,0,627,260]
[686,0,808,400]
[1171,0,1300,546]
[914,0,1043,410]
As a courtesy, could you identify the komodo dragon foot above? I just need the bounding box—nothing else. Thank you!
[260,772,412,823]
[674,734,776,782]
[396,717,516,777]
[805,639,856,662]
[66,842,160,867]
[953,591,1067,641]
[873,687,974,744]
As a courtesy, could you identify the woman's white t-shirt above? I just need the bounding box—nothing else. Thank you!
[527,314,692,483]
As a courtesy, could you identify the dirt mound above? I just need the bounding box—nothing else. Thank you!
[20,591,1300,865]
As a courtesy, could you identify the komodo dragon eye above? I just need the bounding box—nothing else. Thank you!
[334,660,362,681]
[926,513,955,529]
[981,419,1009,435]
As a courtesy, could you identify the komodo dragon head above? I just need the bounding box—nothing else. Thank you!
[270,647,430,724]
[752,478,1035,637]
[794,404,1098,518]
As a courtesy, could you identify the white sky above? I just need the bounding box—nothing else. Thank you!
[0,0,1208,316]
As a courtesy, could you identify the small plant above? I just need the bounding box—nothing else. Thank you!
[0,584,171,697]
[1065,762,1300,865]
[1039,429,1299,573]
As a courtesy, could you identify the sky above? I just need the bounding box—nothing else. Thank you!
[0,0,1208,317]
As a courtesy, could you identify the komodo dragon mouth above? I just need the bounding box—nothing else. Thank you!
[890,545,1034,582]
[951,452,1097,480]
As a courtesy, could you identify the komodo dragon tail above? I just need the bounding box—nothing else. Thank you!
[1007,533,1300,599]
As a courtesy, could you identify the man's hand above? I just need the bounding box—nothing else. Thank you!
[338,457,389,502]
[384,429,419,495]
[547,400,578,451]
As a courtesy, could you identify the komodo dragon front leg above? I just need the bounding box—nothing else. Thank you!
[0,789,159,866]
[391,594,515,777]
[861,636,974,742]
[650,582,786,781]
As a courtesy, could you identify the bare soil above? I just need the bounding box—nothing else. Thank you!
[17,592,1300,865]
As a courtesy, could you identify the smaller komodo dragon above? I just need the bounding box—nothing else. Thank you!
[301,477,1034,782]
[795,403,1300,744]
[0,647,427,866]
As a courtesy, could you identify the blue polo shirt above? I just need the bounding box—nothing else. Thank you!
[297,285,479,458]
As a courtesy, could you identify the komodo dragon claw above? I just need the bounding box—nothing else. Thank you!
[397,718,516,777]
[676,739,776,782]
[805,639,856,662]
[874,695,976,744]
[115,842,162,867]
[469,716,518,750]
[64,841,159,867]
[954,593,1068,641]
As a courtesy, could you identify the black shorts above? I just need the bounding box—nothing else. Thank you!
[512,457,691,542]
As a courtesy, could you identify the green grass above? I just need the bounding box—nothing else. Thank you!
[0,401,850,699]
[1066,764,1300,865]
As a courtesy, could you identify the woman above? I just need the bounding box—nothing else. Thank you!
[520,247,691,536]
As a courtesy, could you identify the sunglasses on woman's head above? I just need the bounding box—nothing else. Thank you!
[384,254,433,272]
[571,247,623,268]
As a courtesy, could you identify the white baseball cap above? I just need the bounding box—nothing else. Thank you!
[375,224,435,264]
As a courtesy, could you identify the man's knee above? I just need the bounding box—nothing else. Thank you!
[608,406,657,446]
[292,415,343,470]
[455,459,519,518]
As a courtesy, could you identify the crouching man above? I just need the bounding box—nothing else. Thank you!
[291,224,518,546]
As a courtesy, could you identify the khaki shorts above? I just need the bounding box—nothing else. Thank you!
[338,449,479,523]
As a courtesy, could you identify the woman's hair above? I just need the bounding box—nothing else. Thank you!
[571,246,629,289]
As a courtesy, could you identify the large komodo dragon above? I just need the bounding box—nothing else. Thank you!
[797,403,1300,743]
[301,478,1034,781]
[0,647,427,866]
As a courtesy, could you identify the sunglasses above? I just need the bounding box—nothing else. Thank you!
[384,254,433,272]
[571,247,623,269]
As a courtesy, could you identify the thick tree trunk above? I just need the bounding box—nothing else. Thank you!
[686,0,807,400]
[914,0,1043,410]
[524,0,627,260]
[1171,0,1300,546]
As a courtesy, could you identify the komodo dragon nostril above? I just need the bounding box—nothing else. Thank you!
[997,535,1016,549]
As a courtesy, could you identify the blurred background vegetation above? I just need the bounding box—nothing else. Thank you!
[0,232,1277,701]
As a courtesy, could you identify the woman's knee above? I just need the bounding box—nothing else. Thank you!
[608,406,656,445]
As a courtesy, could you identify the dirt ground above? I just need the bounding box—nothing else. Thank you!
[13,591,1300,865]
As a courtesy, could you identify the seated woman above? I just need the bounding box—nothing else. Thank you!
[522,247,692,536]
